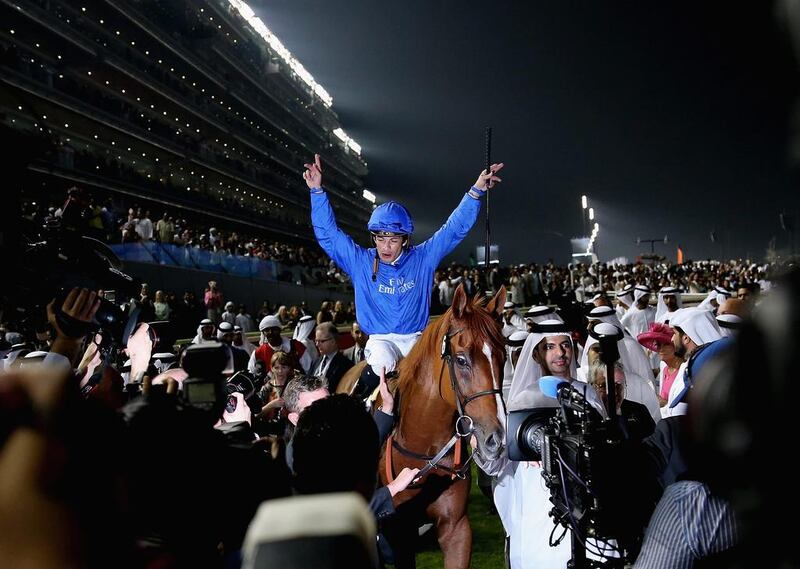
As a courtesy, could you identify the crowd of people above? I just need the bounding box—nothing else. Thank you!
[20,189,351,287]
[432,258,771,313]
[120,278,358,339]
[0,254,789,569]
[0,287,396,567]
[1,152,795,569]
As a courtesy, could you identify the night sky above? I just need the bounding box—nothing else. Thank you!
[253,1,799,264]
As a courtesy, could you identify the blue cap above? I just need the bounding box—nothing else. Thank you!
[367,202,414,235]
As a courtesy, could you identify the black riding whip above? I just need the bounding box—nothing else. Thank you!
[484,127,492,273]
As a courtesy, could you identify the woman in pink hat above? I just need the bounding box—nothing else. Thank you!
[637,322,684,406]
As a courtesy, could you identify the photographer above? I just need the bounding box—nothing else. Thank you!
[478,319,662,568]
[475,319,606,568]
[120,339,292,566]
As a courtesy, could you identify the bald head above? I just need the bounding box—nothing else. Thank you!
[718,298,747,318]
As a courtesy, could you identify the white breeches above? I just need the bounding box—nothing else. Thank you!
[364,332,422,374]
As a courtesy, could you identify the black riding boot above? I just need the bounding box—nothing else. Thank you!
[353,364,381,400]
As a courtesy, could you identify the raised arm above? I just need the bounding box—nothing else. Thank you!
[304,154,363,275]
[420,163,504,261]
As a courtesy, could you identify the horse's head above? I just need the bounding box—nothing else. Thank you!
[439,284,507,462]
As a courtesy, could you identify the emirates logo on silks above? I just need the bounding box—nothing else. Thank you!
[377,277,416,295]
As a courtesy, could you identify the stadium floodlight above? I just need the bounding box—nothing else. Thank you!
[589,207,595,221]
[581,195,588,209]
[333,128,348,143]
[333,128,363,156]
[227,0,333,107]
[362,189,376,204]
[347,140,362,155]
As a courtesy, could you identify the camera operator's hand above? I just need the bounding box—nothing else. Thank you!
[47,287,101,366]
[387,467,421,497]
[223,393,251,424]
[152,369,187,395]
[140,373,180,397]
[378,366,394,416]
[126,323,153,384]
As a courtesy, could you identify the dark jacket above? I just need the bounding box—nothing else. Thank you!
[342,344,367,365]
[309,351,353,393]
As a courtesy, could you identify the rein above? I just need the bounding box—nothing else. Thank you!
[387,326,505,486]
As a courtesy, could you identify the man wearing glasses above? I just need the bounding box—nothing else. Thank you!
[310,322,353,393]
[304,154,503,392]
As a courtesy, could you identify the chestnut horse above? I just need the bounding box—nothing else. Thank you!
[378,284,507,568]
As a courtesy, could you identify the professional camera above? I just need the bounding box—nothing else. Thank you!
[182,342,232,416]
[225,369,266,415]
[506,324,652,568]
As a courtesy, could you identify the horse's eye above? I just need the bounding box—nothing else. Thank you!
[456,355,469,367]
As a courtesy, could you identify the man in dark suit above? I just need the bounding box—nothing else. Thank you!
[310,322,353,393]
[342,321,369,365]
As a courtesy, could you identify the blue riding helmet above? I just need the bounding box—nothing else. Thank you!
[367,201,414,236]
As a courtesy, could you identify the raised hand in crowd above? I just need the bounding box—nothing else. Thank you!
[47,287,101,366]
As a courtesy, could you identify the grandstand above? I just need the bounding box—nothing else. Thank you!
[1,0,371,248]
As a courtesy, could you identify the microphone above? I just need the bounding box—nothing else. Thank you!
[539,375,569,399]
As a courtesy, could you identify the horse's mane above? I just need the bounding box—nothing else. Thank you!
[397,295,505,390]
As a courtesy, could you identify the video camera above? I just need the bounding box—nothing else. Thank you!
[10,188,140,350]
[505,323,648,567]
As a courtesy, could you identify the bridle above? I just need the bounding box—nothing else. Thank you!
[439,327,506,421]
[388,326,506,484]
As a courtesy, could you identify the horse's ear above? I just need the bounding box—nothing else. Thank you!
[451,283,470,319]
[485,286,507,318]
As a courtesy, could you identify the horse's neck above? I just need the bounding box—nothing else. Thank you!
[396,360,457,452]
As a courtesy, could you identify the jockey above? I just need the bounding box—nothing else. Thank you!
[304,154,503,392]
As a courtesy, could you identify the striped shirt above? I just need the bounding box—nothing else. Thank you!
[634,481,737,568]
